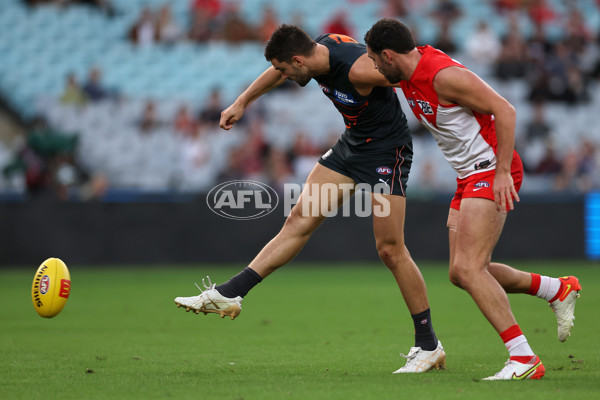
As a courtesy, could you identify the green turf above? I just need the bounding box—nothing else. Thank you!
[1,261,598,400]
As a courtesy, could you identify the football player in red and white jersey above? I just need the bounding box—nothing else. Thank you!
[365,18,581,380]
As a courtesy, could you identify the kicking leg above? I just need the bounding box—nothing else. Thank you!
[175,164,355,318]
[245,163,354,278]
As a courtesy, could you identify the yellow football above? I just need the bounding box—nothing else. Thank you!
[31,257,71,318]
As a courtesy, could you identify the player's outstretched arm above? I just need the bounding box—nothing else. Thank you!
[220,67,285,130]
[433,66,519,212]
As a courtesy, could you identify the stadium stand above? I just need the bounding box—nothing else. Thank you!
[0,0,598,199]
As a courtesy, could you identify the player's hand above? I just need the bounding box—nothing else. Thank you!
[219,103,244,130]
[493,172,519,213]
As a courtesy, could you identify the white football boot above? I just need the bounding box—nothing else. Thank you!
[482,356,545,380]
[549,276,581,342]
[393,340,446,373]
[174,277,242,320]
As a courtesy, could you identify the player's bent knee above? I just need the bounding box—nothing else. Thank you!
[448,269,462,288]
[448,263,471,290]
[377,242,408,268]
[378,247,393,266]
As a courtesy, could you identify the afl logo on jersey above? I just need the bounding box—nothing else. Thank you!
[407,98,416,108]
[319,84,331,94]
[376,166,392,175]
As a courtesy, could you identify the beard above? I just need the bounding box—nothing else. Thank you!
[381,69,403,85]
[292,76,311,87]
[289,70,312,87]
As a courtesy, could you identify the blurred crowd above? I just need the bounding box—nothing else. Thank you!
[2,116,108,201]
[5,0,600,200]
[126,1,287,46]
[403,0,600,194]
[24,0,116,16]
[126,1,358,46]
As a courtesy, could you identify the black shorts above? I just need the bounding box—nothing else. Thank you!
[318,137,413,197]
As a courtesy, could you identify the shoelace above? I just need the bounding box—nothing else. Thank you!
[399,348,419,362]
[192,276,218,309]
[194,276,216,293]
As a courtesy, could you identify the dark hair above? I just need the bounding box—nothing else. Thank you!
[264,24,316,62]
[364,18,416,55]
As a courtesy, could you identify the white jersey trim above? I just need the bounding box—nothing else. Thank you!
[419,104,496,179]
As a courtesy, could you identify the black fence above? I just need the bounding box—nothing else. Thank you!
[0,195,585,267]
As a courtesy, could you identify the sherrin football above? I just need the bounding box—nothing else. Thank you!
[31,257,71,318]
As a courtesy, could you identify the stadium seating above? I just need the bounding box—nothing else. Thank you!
[0,0,598,196]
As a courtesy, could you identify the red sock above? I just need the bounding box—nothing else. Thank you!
[527,273,541,295]
[500,324,523,343]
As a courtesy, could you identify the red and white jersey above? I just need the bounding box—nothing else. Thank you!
[400,46,498,179]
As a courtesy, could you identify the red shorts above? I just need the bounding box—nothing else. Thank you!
[450,151,523,211]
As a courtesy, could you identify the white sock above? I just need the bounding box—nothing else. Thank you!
[536,276,561,302]
[505,335,535,357]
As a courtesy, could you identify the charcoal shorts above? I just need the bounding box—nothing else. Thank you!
[318,137,413,197]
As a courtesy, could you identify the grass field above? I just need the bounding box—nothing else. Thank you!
[1,261,599,400]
